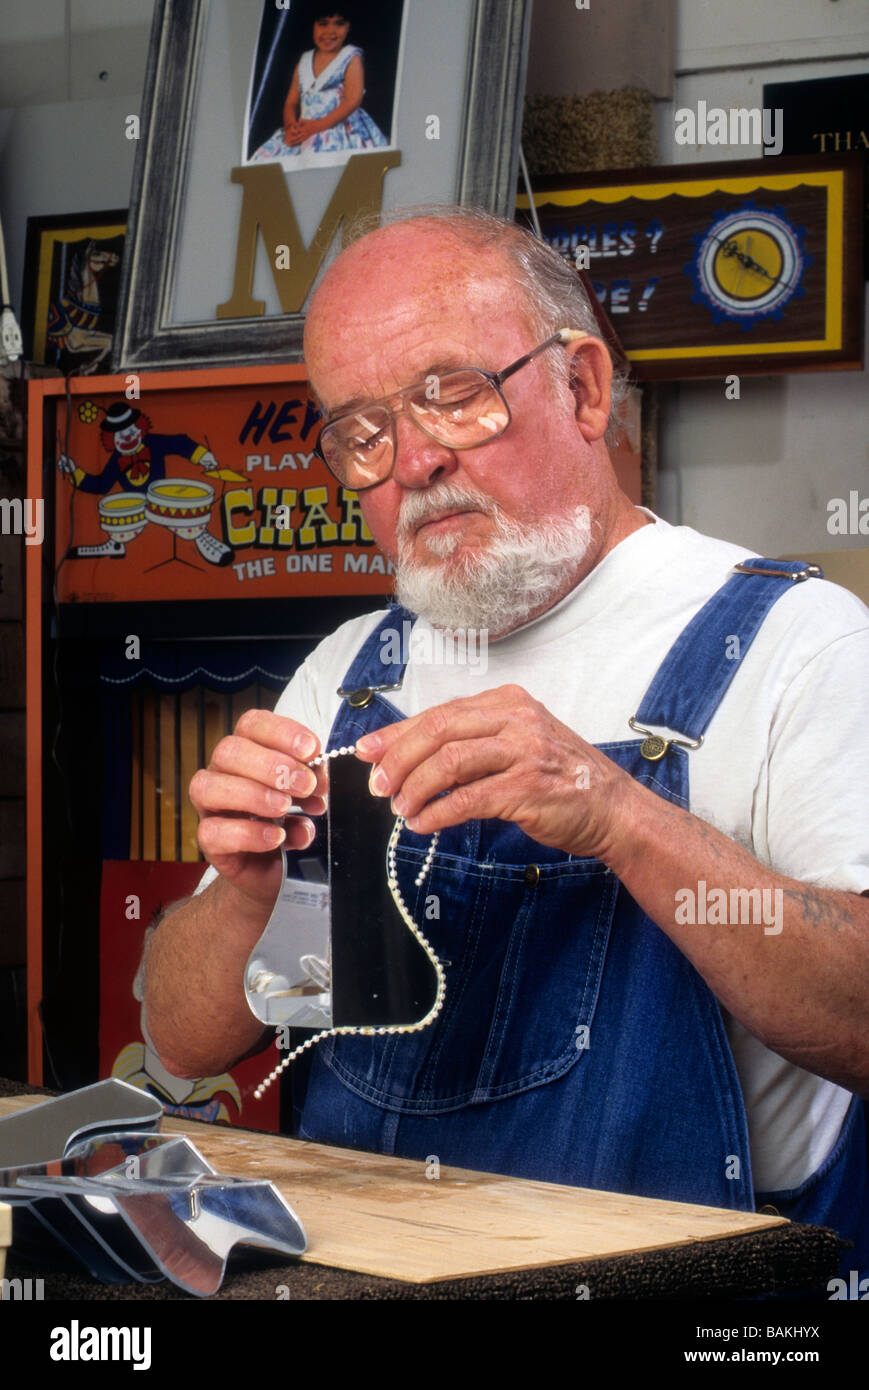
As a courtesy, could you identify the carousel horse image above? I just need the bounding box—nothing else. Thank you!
[46,239,119,370]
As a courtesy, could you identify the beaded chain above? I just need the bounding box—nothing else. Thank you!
[253,745,445,1099]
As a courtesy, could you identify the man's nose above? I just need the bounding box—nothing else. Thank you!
[390,412,458,490]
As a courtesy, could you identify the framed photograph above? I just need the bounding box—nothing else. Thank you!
[243,3,404,173]
[113,0,531,374]
[517,155,865,380]
[20,210,126,373]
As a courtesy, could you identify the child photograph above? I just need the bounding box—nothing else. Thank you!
[245,1,405,172]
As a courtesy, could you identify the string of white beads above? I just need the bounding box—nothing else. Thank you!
[253,746,445,1101]
[309,745,357,765]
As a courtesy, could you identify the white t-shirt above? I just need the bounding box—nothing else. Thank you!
[200,509,869,1191]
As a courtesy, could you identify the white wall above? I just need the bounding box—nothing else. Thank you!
[0,99,142,312]
[526,0,674,100]
[652,11,869,557]
[676,0,869,71]
[0,0,152,319]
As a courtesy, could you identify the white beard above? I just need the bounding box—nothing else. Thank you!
[394,483,594,637]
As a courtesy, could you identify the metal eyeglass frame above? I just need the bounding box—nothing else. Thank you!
[312,328,586,490]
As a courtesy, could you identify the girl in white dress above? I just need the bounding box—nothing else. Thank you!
[252,12,388,164]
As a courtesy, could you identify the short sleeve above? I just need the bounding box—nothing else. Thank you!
[764,622,869,894]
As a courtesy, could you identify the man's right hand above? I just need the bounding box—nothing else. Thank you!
[189,709,327,908]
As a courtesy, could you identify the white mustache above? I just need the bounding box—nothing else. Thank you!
[397,484,497,541]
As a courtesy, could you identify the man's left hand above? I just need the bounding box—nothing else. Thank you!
[354,685,634,860]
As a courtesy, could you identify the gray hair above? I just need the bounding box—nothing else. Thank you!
[337,203,631,444]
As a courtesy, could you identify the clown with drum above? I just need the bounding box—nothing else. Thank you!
[57,401,233,567]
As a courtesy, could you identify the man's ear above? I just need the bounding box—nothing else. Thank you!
[565,335,612,442]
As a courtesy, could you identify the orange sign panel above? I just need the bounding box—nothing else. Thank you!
[52,369,393,602]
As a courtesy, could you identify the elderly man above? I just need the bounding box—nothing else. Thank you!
[145,207,869,1275]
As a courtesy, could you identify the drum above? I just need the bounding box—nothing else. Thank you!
[97,492,147,542]
[145,479,215,540]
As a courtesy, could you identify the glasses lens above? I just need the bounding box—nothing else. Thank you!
[320,405,393,488]
[407,370,509,446]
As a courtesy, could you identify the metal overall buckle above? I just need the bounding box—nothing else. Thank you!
[337,682,404,709]
[628,716,704,762]
[733,562,823,581]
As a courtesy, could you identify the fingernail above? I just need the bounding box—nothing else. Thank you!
[369,765,389,795]
[289,769,315,796]
[264,825,286,847]
[392,794,408,816]
[356,733,380,755]
[267,790,292,813]
[294,733,317,759]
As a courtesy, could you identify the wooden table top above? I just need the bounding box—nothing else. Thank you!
[1,1093,786,1286]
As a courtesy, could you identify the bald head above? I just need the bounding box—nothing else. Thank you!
[304,217,535,410]
[304,207,625,439]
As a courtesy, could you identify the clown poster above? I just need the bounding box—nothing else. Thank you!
[52,367,394,603]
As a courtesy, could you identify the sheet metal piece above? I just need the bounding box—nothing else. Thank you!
[7,1128,307,1297]
[0,1080,163,1169]
[23,1172,307,1297]
[18,1196,162,1284]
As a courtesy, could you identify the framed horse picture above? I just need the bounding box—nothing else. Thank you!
[20,211,127,375]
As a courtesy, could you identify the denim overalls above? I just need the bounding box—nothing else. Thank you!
[295,559,868,1279]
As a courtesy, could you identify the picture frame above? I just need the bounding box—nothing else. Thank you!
[20,210,127,373]
[517,155,864,380]
[113,0,531,374]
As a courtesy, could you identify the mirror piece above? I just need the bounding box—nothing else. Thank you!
[5,1126,307,1297]
[244,753,439,1034]
[0,1080,163,1169]
[245,873,332,1028]
[329,755,439,1026]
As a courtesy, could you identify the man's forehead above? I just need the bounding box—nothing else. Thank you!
[307,237,527,409]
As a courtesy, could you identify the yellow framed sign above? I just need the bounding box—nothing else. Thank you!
[517,155,864,381]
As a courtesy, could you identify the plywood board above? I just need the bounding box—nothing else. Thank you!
[0,1095,785,1285]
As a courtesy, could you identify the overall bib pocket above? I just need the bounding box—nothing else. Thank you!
[320,833,619,1112]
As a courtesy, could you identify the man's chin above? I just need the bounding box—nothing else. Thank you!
[412,528,489,563]
[394,513,594,636]
[395,552,521,634]
[414,546,481,574]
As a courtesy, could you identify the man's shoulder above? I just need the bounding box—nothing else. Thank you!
[296,605,395,693]
[315,605,394,665]
[662,520,869,638]
[273,605,396,738]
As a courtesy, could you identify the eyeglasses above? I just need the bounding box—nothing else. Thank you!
[312,328,585,491]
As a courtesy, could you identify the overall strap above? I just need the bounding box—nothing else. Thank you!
[635,558,823,744]
[335,605,417,703]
